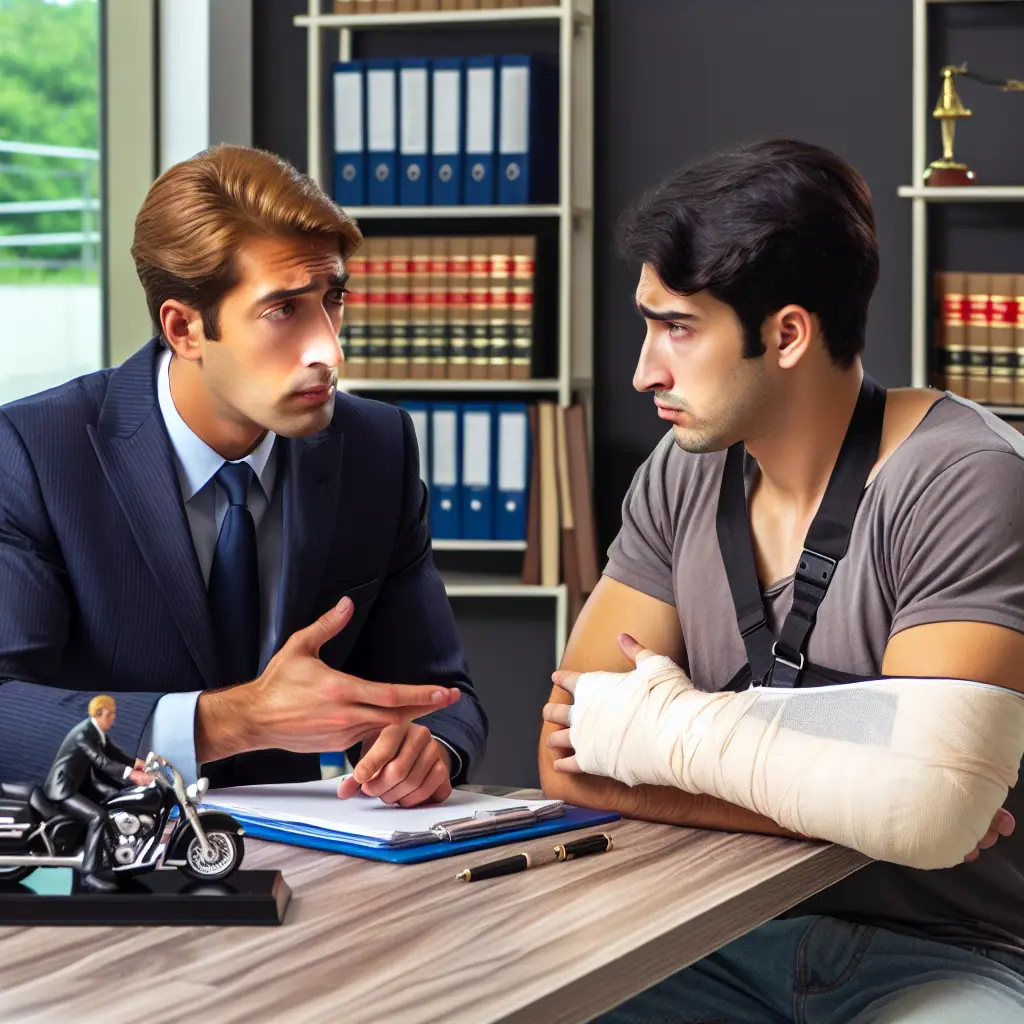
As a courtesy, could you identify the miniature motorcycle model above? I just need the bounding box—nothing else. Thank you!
[0,752,244,886]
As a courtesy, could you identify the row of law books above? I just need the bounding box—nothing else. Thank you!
[404,398,598,611]
[332,53,557,207]
[340,235,537,380]
[333,1,559,14]
[933,272,1024,406]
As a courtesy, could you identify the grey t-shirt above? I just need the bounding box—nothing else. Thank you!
[604,393,1024,955]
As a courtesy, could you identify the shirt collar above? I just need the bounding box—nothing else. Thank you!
[156,346,277,502]
[89,717,106,743]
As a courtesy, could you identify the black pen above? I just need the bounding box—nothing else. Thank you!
[455,833,614,882]
[455,852,531,882]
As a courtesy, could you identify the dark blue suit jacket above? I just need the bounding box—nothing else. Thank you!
[0,339,487,788]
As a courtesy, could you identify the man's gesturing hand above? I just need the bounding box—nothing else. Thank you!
[337,724,453,807]
[196,597,461,763]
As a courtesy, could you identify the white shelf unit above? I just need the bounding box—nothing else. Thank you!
[336,203,562,218]
[336,376,560,393]
[296,0,594,665]
[902,0,1024,388]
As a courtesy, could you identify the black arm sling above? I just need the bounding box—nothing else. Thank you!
[716,373,887,692]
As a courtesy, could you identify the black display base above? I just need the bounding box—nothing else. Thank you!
[0,868,290,926]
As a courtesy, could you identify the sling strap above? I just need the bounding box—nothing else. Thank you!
[716,373,887,689]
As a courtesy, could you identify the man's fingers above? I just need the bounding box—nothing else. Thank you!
[336,773,362,800]
[551,670,579,696]
[546,729,574,751]
[542,702,571,727]
[618,632,654,665]
[295,596,354,657]
[361,727,431,799]
[373,737,437,804]
[992,808,1015,837]
[350,725,406,788]
[552,753,581,774]
[350,679,461,711]
[397,759,451,808]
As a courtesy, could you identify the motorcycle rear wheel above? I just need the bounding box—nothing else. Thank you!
[0,865,35,884]
[179,829,243,882]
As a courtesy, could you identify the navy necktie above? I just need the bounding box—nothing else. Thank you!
[208,461,260,687]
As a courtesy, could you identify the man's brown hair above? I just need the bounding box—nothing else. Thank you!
[131,144,363,341]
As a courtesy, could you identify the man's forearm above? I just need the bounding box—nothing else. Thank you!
[539,745,799,838]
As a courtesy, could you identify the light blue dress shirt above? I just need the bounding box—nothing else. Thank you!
[138,348,282,785]
[139,349,462,786]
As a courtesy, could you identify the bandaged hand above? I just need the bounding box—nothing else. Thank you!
[544,636,725,787]
[544,635,1024,870]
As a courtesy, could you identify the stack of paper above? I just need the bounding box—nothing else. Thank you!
[203,779,565,850]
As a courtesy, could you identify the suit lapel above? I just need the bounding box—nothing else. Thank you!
[88,340,219,689]
[275,428,344,643]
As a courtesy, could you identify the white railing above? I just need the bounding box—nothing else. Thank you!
[0,139,101,272]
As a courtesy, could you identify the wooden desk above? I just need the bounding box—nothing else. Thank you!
[0,805,867,1024]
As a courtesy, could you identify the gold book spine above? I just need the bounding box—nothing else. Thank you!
[468,237,492,380]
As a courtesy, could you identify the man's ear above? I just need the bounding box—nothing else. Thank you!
[160,300,206,362]
[769,304,816,370]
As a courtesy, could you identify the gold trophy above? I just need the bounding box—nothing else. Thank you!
[925,64,975,186]
[925,63,1024,187]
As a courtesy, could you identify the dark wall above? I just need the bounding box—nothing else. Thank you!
[591,0,913,554]
[252,1,1019,786]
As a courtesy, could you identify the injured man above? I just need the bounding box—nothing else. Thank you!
[539,140,1024,1022]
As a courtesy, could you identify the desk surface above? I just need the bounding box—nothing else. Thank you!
[0,798,867,1024]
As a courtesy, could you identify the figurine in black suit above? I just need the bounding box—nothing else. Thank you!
[44,695,151,890]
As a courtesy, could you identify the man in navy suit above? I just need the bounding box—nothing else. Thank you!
[0,144,487,803]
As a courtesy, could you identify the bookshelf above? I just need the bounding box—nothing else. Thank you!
[901,0,1024,394]
[294,0,594,665]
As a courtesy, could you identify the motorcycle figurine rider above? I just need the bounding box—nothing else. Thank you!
[43,695,151,890]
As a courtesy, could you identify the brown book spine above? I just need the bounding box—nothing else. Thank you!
[555,405,583,622]
[989,274,1016,406]
[510,236,535,379]
[488,237,512,379]
[397,0,418,10]
[409,239,432,379]
[499,0,521,6]
[565,403,600,594]
[1015,275,1024,408]
[365,238,390,379]
[537,402,561,588]
[374,0,397,11]
[388,238,411,379]
[428,237,449,379]
[333,0,356,12]
[932,271,948,390]
[468,237,492,380]
[459,0,478,8]
[940,271,967,397]
[478,0,500,7]
[521,404,542,585]
[417,0,440,9]
[965,273,991,404]
[342,249,368,378]
[354,0,376,14]
[447,238,471,379]
[440,0,460,9]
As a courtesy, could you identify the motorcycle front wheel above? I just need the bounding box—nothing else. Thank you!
[0,865,35,884]
[179,829,244,882]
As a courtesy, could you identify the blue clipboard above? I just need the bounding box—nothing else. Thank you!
[231,804,620,865]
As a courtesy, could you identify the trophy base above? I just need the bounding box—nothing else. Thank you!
[924,164,976,187]
[0,867,291,926]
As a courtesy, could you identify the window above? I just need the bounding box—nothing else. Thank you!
[0,0,102,404]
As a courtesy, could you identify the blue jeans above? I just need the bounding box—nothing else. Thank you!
[597,916,1024,1023]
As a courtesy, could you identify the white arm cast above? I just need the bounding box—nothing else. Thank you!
[568,656,1024,869]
